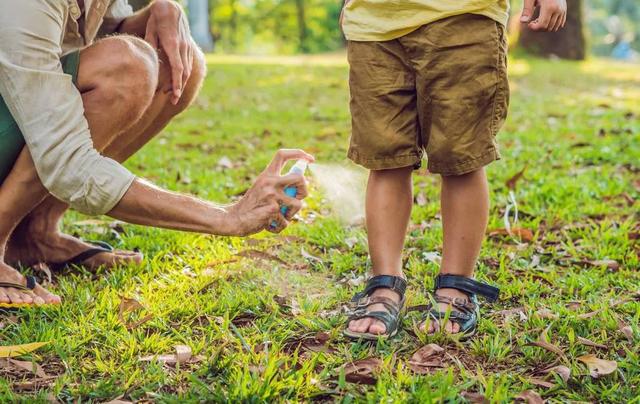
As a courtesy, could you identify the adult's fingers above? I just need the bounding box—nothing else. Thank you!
[267,213,289,234]
[265,149,315,174]
[180,41,191,94]
[520,0,536,23]
[279,195,303,219]
[554,11,566,31]
[275,173,307,195]
[163,36,184,104]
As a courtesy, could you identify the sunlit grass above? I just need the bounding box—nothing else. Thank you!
[0,54,638,401]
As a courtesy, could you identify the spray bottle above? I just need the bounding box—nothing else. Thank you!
[270,159,309,229]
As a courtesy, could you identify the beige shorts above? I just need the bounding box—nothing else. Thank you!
[347,14,510,175]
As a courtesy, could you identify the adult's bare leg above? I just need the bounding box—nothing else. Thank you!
[6,38,205,271]
[0,36,164,304]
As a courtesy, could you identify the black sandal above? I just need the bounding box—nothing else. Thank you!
[0,275,41,308]
[409,274,499,340]
[343,275,407,340]
[49,241,116,271]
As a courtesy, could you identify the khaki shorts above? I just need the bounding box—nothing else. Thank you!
[347,14,509,175]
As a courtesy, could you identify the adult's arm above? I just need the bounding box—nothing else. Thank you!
[0,1,312,236]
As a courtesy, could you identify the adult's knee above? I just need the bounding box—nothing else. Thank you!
[91,36,159,115]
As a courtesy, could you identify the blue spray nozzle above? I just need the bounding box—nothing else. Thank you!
[270,159,309,229]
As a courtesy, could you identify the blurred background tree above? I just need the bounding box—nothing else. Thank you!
[127,0,638,60]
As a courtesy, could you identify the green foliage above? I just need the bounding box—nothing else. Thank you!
[209,0,344,54]
[0,54,638,401]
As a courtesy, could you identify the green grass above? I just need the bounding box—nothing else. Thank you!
[1,53,639,402]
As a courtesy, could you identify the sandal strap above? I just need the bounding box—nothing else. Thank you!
[348,310,399,331]
[0,275,37,291]
[351,295,401,316]
[434,274,499,302]
[363,275,407,297]
[433,294,476,314]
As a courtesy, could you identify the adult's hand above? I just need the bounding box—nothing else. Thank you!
[227,149,315,236]
[521,0,567,32]
[145,0,192,105]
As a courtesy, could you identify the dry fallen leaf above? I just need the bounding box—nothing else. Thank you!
[506,166,527,190]
[415,192,428,206]
[460,391,488,403]
[527,330,565,358]
[118,296,153,330]
[8,359,49,378]
[534,309,558,320]
[236,249,287,266]
[577,336,607,349]
[342,357,382,385]
[489,228,534,242]
[301,248,323,264]
[541,365,570,383]
[0,342,49,358]
[515,390,544,404]
[527,377,555,389]
[139,345,193,365]
[408,343,445,374]
[582,259,620,271]
[577,354,617,378]
[577,309,602,320]
[618,321,634,342]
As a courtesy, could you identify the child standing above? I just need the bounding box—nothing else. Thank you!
[342,0,567,339]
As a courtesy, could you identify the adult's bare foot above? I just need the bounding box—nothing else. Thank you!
[6,219,142,270]
[0,262,61,306]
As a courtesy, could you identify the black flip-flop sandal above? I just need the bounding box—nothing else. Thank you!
[343,275,407,341]
[48,241,116,272]
[0,275,44,308]
[408,274,499,340]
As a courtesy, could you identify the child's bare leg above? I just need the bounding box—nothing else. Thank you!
[348,166,413,335]
[422,168,489,333]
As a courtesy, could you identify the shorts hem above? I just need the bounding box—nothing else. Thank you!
[429,148,500,176]
[348,149,422,170]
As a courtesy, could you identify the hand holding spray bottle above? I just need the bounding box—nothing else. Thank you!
[270,159,309,230]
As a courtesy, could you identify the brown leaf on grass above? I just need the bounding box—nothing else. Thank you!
[541,365,570,382]
[506,166,527,190]
[577,309,602,320]
[515,390,544,404]
[534,309,558,320]
[118,296,153,330]
[460,391,488,404]
[8,359,49,378]
[139,345,194,365]
[408,344,445,374]
[527,377,555,389]
[301,248,323,264]
[488,228,534,242]
[415,192,427,206]
[566,301,582,311]
[342,357,382,385]
[580,259,620,271]
[577,336,608,349]
[236,249,287,266]
[274,295,303,316]
[577,354,617,378]
[527,330,566,358]
[231,312,258,328]
[618,321,634,342]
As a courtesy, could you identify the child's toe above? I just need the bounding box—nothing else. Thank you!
[368,320,387,335]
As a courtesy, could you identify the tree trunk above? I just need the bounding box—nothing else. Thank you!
[518,0,586,60]
[187,0,215,52]
[294,0,308,53]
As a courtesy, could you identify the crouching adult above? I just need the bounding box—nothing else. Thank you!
[0,0,313,306]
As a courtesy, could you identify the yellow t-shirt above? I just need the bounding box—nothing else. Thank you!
[342,0,510,41]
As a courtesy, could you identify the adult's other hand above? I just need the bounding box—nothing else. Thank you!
[521,0,567,32]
